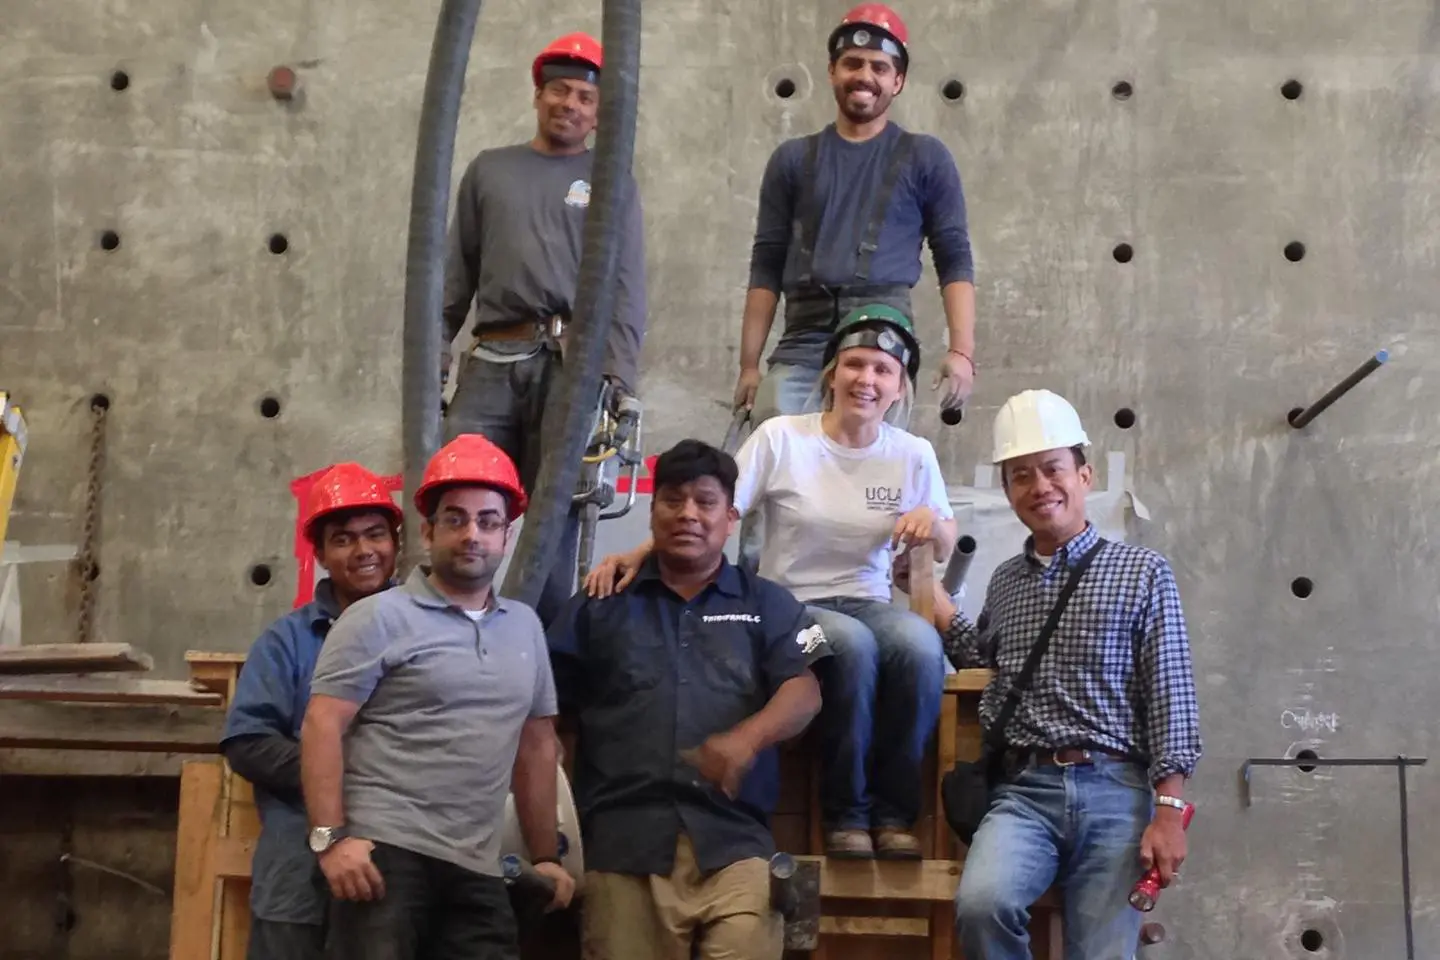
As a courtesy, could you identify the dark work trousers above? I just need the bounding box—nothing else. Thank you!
[247,919,325,960]
[445,346,582,628]
[325,842,519,960]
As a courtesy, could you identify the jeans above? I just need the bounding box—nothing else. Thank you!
[326,842,519,960]
[955,757,1154,960]
[445,349,581,627]
[248,918,324,960]
[804,596,945,830]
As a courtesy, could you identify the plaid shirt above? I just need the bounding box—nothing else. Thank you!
[944,523,1202,784]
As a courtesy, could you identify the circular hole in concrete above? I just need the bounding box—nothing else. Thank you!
[940,78,965,102]
[1112,80,1133,100]
[249,563,273,587]
[268,233,289,255]
[90,393,111,412]
[1281,79,1304,100]
[1284,241,1306,262]
[1114,407,1136,429]
[1295,748,1319,773]
[1301,929,1324,951]
[258,395,282,419]
[1291,576,1313,598]
[110,70,130,92]
[100,230,120,251]
[773,77,797,99]
[1113,242,1134,263]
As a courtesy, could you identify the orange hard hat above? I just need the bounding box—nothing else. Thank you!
[415,434,529,518]
[829,3,909,67]
[304,462,403,543]
[532,32,603,89]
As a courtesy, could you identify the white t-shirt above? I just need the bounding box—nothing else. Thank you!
[734,413,955,603]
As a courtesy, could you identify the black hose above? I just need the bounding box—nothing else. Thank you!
[500,0,642,608]
[401,0,482,572]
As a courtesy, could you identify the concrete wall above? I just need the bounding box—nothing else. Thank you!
[3,0,1437,957]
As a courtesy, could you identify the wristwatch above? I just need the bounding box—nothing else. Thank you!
[308,825,348,854]
[1154,794,1187,812]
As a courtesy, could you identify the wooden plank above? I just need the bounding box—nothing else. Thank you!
[0,676,222,705]
[0,642,153,675]
[933,692,959,861]
[0,700,225,753]
[170,760,222,960]
[212,836,255,880]
[802,857,961,902]
[0,747,203,777]
[185,651,249,665]
[943,669,994,693]
[821,916,929,937]
[930,902,955,960]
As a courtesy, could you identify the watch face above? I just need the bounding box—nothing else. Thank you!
[308,828,332,853]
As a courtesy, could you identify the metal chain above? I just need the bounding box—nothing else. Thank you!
[76,397,107,644]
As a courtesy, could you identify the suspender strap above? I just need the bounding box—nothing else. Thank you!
[985,539,1107,750]
[791,133,825,287]
[853,132,914,282]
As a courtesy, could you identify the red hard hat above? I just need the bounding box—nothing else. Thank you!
[415,434,529,518]
[532,32,603,89]
[304,463,403,542]
[829,3,909,66]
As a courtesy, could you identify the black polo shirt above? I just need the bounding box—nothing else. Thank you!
[546,555,831,876]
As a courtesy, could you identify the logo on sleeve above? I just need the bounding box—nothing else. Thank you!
[564,179,591,208]
[796,624,826,655]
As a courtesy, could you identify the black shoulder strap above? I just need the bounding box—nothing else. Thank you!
[985,538,1106,748]
[791,132,825,287]
[853,132,915,281]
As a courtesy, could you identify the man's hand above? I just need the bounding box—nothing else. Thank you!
[892,506,937,549]
[733,367,762,412]
[932,351,974,409]
[1139,808,1188,888]
[318,837,385,901]
[532,861,576,911]
[583,550,643,598]
[681,730,759,799]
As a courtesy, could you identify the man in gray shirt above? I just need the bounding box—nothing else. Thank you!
[300,434,574,960]
[442,31,649,628]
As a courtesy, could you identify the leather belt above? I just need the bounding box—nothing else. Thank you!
[472,315,566,345]
[1004,745,1130,771]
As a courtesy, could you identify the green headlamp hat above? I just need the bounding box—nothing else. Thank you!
[823,303,922,381]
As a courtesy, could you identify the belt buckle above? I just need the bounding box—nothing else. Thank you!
[1054,748,1091,767]
[545,315,566,340]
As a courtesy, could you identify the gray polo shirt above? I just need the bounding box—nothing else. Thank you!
[309,567,557,878]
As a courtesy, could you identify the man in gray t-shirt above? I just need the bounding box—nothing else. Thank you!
[441,31,649,628]
[300,434,573,960]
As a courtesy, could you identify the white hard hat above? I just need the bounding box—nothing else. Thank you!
[499,762,585,880]
[990,389,1090,464]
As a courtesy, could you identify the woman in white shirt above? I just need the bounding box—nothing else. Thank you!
[586,304,958,861]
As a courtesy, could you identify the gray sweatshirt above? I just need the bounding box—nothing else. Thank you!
[442,143,648,391]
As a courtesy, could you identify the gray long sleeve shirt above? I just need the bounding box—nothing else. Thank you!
[442,143,649,391]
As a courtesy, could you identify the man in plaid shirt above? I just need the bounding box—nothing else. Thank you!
[924,389,1202,959]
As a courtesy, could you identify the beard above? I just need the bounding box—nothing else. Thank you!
[835,79,891,122]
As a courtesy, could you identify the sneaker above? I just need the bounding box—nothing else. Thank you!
[873,827,923,860]
[825,829,875,859]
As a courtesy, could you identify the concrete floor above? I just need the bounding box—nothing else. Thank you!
[3,0,1438,956]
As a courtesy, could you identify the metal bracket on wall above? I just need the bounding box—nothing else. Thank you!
[1241,754,1427,960]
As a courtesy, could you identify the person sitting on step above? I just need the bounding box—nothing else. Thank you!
[585,303,957,860]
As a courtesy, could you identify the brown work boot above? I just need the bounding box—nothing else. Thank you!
[825,829,874,860]
[873,827,923,860]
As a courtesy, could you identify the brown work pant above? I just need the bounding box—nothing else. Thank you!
[581,834,783,960]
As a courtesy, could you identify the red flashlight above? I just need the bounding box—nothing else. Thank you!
[1129,801,1194,912]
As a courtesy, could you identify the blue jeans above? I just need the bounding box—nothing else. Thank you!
[955,757,1154,960]
[805,597,945,830]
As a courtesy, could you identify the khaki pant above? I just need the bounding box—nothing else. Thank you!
[581,834,783,960]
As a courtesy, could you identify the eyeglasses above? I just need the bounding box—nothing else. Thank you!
[433,512,508,534]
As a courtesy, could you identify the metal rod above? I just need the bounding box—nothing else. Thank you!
[1399,759,1414,960]
[1287,348,1389,428]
